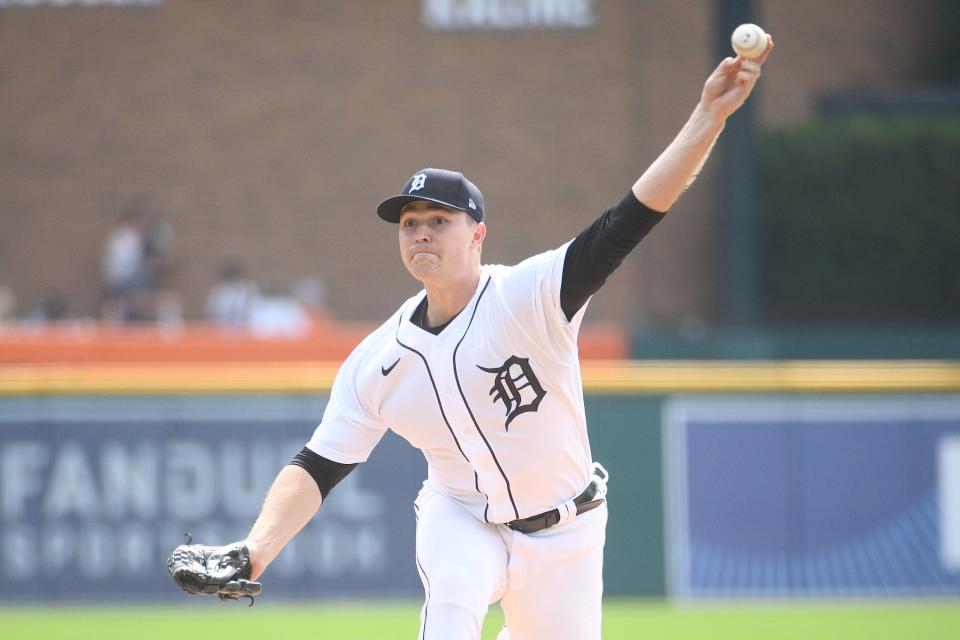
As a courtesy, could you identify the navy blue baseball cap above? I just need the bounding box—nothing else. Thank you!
[377,168,484,223]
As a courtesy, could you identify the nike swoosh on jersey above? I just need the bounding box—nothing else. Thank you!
[381,358,401,376]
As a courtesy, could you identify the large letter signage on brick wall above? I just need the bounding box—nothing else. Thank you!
[422,0,595,30]
[0,1,162,7]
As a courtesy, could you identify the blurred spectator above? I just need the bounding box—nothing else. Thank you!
[100,197,182,327]
[248,275,311,339]
[144,207,176,290]
[100,200,150,324]
[206,260,259,330]
[143,208,183,329]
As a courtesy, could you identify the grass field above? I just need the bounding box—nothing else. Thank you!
[2,599,959,639]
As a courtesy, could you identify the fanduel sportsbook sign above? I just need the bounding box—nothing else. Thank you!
[0,396,425,602]
[423,0,595,30]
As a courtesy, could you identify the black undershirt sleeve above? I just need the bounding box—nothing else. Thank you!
[560,191,665,321]
[289,446,359,500]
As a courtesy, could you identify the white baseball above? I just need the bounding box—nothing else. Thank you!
[731,23,767,59]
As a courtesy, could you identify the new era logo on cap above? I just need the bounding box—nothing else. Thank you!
[377,168,485,223]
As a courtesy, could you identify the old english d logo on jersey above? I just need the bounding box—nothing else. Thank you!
[477,355,546,430]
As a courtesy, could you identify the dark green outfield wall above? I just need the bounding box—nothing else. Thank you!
[585,395,667,596]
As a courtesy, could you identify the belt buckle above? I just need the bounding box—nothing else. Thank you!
[590,462,609,500]
[507,463,610,534]
[592,462,609,483]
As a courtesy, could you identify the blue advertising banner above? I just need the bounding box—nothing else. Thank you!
[664,396,960,598]
[0,396,426,602]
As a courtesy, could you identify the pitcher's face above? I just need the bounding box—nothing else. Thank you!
[398,201,485,285]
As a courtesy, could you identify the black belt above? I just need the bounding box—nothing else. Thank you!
[506,479,605,534]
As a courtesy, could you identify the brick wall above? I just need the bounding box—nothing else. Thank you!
[0,0,939,326]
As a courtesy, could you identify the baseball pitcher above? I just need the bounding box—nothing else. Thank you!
[168,37,773,639]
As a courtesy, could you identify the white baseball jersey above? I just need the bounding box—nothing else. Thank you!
[306,240,594,524]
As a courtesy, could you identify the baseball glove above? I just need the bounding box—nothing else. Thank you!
[167,534,262,605]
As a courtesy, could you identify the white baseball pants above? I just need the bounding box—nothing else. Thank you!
[413,482,607,640]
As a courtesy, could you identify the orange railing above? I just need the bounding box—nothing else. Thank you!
[0,322,629,364]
